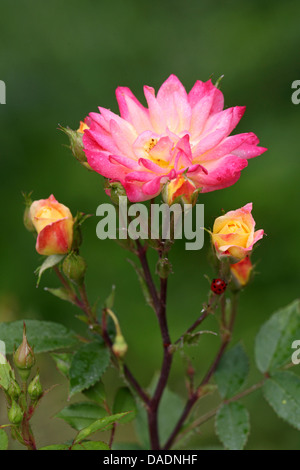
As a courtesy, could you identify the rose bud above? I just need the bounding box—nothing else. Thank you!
[211,203,264,262]
[162,174,198,207]
[8,400,24,425]
[230,256,253,288]
[60,120,92,170]
[29,195,74,256]
[112,334,128,359]
[62,253,87,285]
[28,372,43,401]
[13,323,36,380]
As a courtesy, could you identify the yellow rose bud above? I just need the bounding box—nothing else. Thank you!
[211,203,264,262]
[162,175,198,206]
[29,195,73,256]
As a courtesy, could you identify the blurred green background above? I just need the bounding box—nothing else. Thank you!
[0,0,300,450]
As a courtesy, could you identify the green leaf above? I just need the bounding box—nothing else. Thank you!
[35,254,65,286]
[51,352,73,378]
[40,444,69,450]
[263,371,300,430]
[215,402,250,450]
[0,320,77,354]
[112,442,144,450]
[255,300,300,373]
[74,412,129,444]
[0,357,14,391]
[55,402,107,430]
[71,441,110,450]
[83,381,106,406]
[113,387,137,423]
[0,429,8,450]
[69,342,110,397]
[44,287,75,304]
[214,343,249,399]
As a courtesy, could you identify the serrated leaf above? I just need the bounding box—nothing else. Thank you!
[215,402,250,450]
[35,254,65,286]
[83,381,106,406]
[45,287,75,304]
[40,444,69,450]
[263,371,300,430]
[255,300,300,373]
[74,412,129,443]
[71,441,110,450]
[214,343,249,399]
[0,429,8,450]
[69,342,110,397]
[0,320,77,354]
[55,402,107,430]
[51,352,73,378]
[113,387,137,423]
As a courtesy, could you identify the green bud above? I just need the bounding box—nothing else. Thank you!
[105,181,127,205]
[13,323,35,377]
[112,334,128,359]
[28,373,43,401]
[60,125,92,170]
[155,257,173,279]
[7,379,21,401]
[62,253,87,284]
[8,400,23,425]
[22,192,35,232]
[23,206,35,232]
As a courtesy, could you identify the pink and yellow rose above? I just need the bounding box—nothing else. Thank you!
[29,195,73,256]
[82,75,267,202]
[211,203,264,262]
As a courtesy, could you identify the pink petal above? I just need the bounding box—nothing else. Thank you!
[144,86,166,133]
[116,86,153,133]
[85,149,129,182]
[156,75,191,133]
[192,155,248,192]
[188,79,224,113]
[110,120,137,158]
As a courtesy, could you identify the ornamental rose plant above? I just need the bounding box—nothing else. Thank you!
[2,75,300,452]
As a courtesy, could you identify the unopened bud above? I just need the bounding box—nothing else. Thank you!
[104,181,127,206]
[23,192,35,232]
[62,253,87,284]
[162,175,199,207]
[156,258,172,279]
[7,379,21,401]
[60,124,92,170]
[13,324,35,380]
[8,400,23,425]
[112,335,128,358]
[28,373,43,401]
